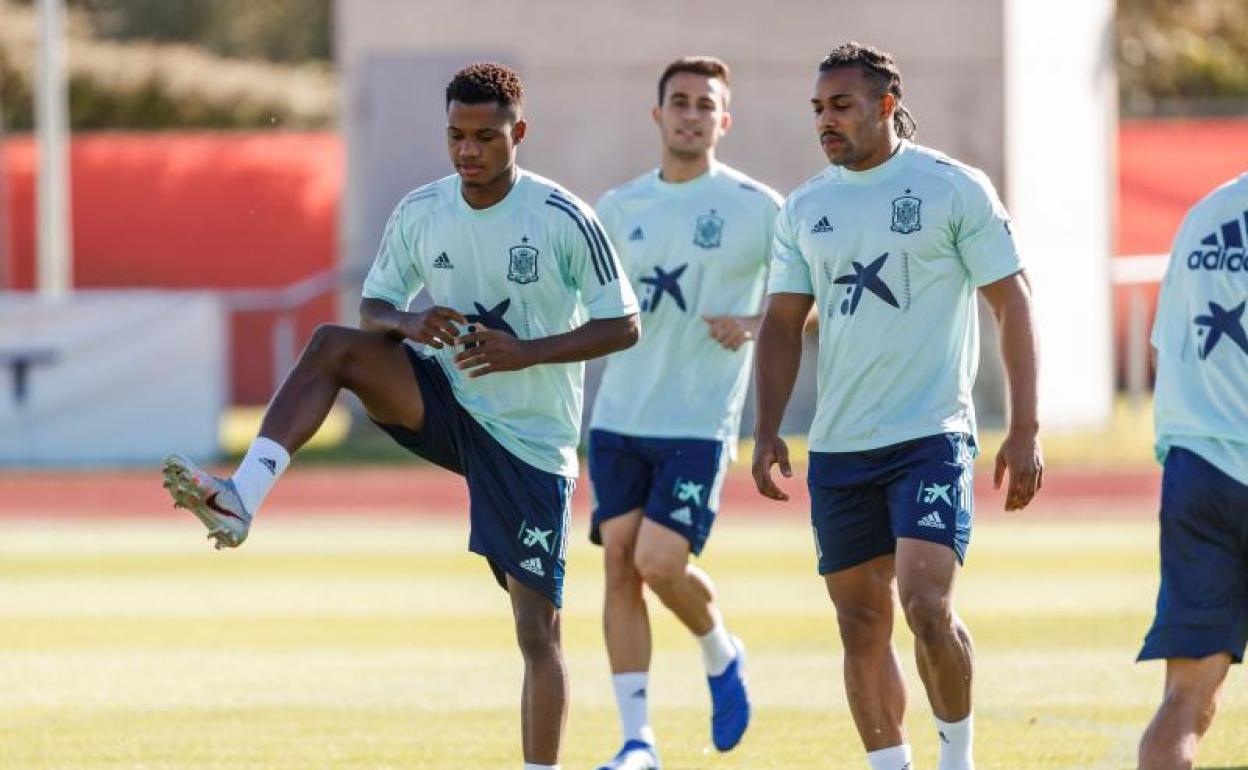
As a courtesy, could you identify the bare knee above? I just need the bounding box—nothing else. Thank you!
[901,590,954,644]
[834,600,893,655]
[634,548,685,592]
[603,540,642,596]
[303,324,357,373]
[1161,679,1221,736]
[513,604,561,663]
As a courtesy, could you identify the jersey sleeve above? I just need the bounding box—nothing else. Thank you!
[362,198,425,308]
[953,171,1023,287]
[767,199,815,295]
[1151,212,1195,351]
[758,190,784,270]
[552,194,638,319]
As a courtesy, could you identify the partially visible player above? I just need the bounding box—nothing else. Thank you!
[587,56,781,768]
[1137,174,1248,770]
[752,43,1043,770]
[160,63,639,770]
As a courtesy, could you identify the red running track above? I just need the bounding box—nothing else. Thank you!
[0,464,1160,521]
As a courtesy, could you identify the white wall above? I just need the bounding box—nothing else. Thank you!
[0,291,225,465]
[337,0,1115,428]
[1005,0,1116,428]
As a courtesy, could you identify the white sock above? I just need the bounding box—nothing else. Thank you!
[698,618,736,676]
[611,672,655,746]
[523,764,559,770]
[230,436,290,515]
[935,714,973,770]
[867,743,913,770]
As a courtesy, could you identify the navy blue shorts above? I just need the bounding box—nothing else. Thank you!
[372,347,574,608]
[1139,446,1248,664]
[808,433,975,574]
[587,429,730,556]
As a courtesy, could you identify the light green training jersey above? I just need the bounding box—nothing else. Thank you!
[768,141,1022,452]
[1152,173,1248,485]
[362,168,639,477]
[590,163,783,449]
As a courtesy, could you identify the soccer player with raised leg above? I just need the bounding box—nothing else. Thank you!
[587,56,781,769]
[160,63,639,770]
[751,43,1043,770]
[1136,174,1248,770]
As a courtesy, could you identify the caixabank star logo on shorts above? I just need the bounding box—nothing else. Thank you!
[891,190,922,234]
[507,236,539,284]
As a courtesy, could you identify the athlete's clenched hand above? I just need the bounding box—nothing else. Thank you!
[398,306,467,349]
[454,324,536,377]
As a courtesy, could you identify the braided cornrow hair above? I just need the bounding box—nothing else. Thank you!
[818,42,916,139]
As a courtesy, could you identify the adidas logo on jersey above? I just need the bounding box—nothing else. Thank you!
[520,557,545,577]
[432,251,453,269]
[916,512,946,530]
[811,216,834,234]
[1187,211,1247,272]
[669,506,693,525]
[629,226,645,241]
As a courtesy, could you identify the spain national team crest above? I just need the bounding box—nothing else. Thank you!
[890,191,922,234]
[507,237,539,284]
[693,210,723,249]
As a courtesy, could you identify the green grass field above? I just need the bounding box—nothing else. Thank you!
[1,511,1244,769]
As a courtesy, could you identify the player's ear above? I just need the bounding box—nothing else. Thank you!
[878,91,896,125]
[651,104,662,127]
[511,118,527,145]
[719,109,733,135]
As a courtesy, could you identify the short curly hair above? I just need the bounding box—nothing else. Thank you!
[445,62,524,113]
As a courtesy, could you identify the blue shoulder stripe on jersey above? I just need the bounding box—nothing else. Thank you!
[548,190,619,281]
[586,216,620,281]
[545,197,609,285]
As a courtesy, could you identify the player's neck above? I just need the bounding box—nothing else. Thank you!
[659,151,714,184]
[845,134,902,172]
[460,166,518,210]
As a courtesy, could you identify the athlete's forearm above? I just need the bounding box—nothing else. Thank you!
[988,279,1040,436]
[753,301,809,438]
[525,314,640,365]
[358,297,409,337]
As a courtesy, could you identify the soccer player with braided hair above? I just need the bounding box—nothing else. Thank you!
[753,42,1043,770]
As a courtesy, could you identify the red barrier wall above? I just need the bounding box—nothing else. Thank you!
[1113,118,1248,386]
[1,133,341,403]
[1,121,1244,401]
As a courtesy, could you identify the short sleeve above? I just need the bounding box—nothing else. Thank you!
[1151,212,1194,351]
[953,171,1023,287]
[362,198,424,308]
[759,191,784,270]
[767,200,815,296]
[552,194,638,319]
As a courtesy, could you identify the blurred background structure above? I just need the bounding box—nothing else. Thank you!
[0,0,1246,464]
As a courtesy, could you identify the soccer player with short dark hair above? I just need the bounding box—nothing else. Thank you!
[587,55,781,770]
[752,42,1043,770]
[161,62,640,770]
[1137,173,1248,770]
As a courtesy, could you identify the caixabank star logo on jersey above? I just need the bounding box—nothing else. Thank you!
[693,210,724,249]
[507,236,539,284]
[891,190,922,234]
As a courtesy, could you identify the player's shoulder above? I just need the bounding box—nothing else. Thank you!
[784,167,837,212]
[1189,173,1248,217]
[904,143,996,196]
[714,163,785,209]
[601,170,655,203]
[392,175,456,222]
[521,168,598,220]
